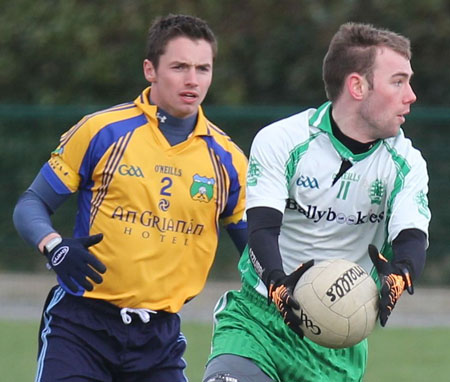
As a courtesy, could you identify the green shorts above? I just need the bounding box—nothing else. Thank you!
[208,283,368,382]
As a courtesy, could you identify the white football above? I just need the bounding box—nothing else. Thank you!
[293,258,379,348]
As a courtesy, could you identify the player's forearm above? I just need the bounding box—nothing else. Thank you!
[226,224,248,254]
[392,228,427,280]
[13,190,58,250]
[247,207,284,286]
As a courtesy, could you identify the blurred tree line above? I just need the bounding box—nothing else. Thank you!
[1,1,450,283]
[1,0,450,106]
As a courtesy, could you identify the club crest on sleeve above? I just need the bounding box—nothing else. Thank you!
[415,190,430,219]
[247,156,262,186]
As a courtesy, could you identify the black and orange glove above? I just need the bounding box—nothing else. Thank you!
[368,244,414,327]
[268,260,314,338]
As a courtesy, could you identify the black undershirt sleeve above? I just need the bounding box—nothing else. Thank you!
[392,228,427,281]
[247,206,284,287]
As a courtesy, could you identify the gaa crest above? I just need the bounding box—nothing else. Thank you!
[190,174,215,202]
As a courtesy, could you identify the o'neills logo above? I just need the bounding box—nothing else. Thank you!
[51,246,69,266]
[326,265,367,302]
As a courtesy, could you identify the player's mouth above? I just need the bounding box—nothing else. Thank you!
[397,114,406,124]
[398,109,410,123]
[180,91,199,104]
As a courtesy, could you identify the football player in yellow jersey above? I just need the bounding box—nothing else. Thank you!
[13,14,247,382]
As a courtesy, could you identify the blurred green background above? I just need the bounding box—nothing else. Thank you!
[1,0,450,284]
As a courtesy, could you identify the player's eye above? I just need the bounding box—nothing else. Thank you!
[197,65,211,73]
[172,64,186,70]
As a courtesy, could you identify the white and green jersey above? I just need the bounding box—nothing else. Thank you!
[243,102,430,296]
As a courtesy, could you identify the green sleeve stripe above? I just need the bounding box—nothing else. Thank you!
[383,141,411,224]
[285,132,321,187]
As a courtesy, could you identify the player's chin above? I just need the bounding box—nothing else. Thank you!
[391,125,402,137]
[174,104,199,119]
[380,125,401,140]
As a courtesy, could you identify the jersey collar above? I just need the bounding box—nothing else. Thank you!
[309,101,381,162]
[134,87,213,137]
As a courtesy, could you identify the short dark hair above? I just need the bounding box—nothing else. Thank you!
[145,14,217,69]
[323,22,411,102]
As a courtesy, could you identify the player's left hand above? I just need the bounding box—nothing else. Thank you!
[268,260,315,338]
[368,244,414,327]
[45,234,106,293]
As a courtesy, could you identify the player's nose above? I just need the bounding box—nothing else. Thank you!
[184,67,199,86]
[404,83,417,104]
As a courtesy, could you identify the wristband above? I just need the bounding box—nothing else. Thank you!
[43,237,63,255]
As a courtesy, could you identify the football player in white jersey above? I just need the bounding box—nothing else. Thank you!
[203,22,430,382]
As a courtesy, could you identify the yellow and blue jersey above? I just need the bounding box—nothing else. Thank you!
[40,87,248,312]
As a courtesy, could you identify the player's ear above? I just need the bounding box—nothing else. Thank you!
[143,59,157,83]
[346,73,366,101]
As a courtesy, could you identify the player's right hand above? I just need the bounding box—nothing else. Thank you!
[268,260,314,338]
[44,234,106,293]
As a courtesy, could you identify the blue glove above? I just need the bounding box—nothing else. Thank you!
[44,234,106,293]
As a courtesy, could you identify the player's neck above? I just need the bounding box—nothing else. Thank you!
[154,106,198,146]
[330,115,377,155]
[155,107,198,129]
[331,105,378,149]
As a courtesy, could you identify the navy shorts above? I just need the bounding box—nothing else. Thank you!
[36,286,187,382]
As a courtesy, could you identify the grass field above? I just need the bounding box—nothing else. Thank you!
[2,320,450,381]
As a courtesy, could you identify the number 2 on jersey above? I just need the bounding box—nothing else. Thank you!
[160,177,173,196]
